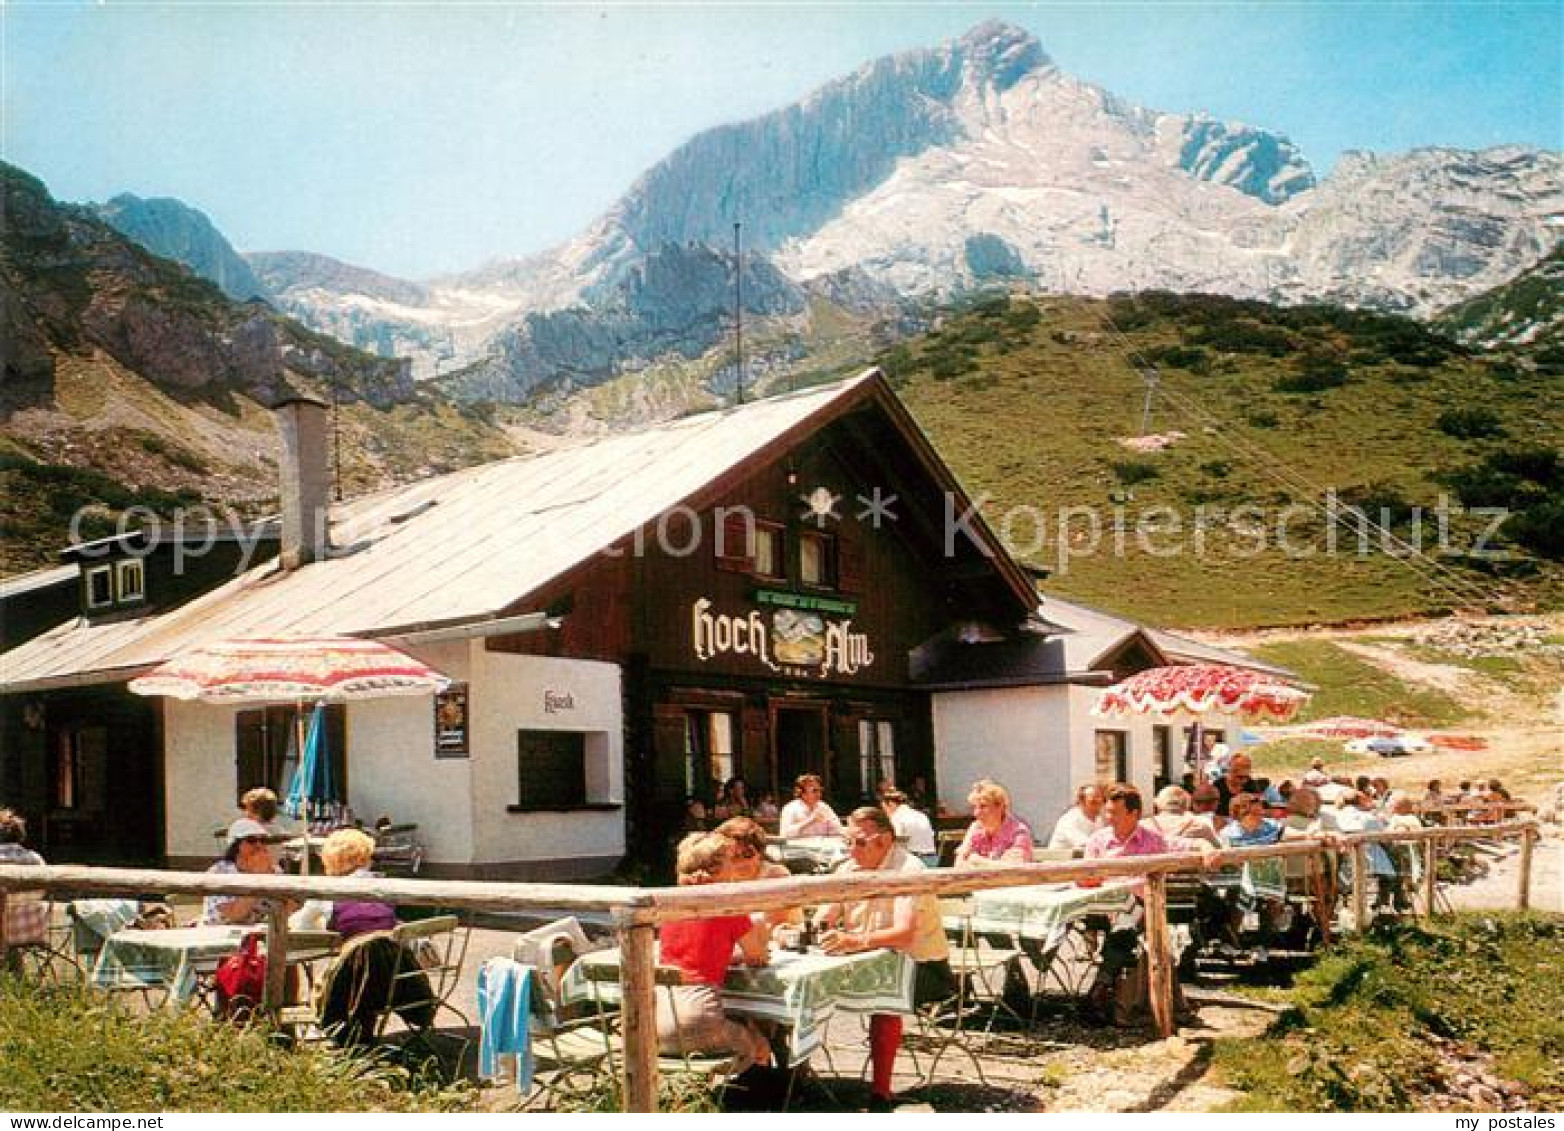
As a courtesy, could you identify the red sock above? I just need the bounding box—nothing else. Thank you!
[869,1013,903,1097]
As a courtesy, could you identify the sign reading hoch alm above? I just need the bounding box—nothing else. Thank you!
[690,597,874,678]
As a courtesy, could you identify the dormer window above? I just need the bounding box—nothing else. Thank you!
[117,559,145,603]
[85,566,113,609]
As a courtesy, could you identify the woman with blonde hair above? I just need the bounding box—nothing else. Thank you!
[290,828,396,938]
[954,778,1033,868]
[655,832,773,1072]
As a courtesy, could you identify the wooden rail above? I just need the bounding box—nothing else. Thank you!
[0,819,1541,1113]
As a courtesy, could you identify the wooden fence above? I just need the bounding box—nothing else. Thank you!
[0,818,1542,1113]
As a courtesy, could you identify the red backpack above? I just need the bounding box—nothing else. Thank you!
[214,933,268,1019]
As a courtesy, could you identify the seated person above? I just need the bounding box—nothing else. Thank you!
[656,831,773,1073]
[778,774,843,839]
[240,787,283,834]
[290,828,397,938]
[1190,782,1224,829]
[1207,793,1305,956]
[1081,784,1218,1018]
[881,788,938,867]
[1046,783,1105,851]
[954,779,1034,867]
[713,777,752,820]
[1145,785,1220,846]
[752,792,781,822]
[0,808,48,953]
[1334,791,1398,910]
[714,816,802,927]
[202,818,294,926]
[815,807,955,1110]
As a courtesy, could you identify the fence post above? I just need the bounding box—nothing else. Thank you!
[1351,844,1369,932]
[618,921,659,1113]
[1422,836,1438,917]
[0,890,9,967]
[1142,873,1175,1039]
[1517,825,1536,912]
[263,902,290,1014]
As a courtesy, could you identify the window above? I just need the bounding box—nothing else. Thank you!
[85,566,113,609]
[684,710,735,798]
[799,531,835,588]
[753,523,784,579]
[516,731,587,809]
[116,559,145,603]
[236,705,346,798]
[1094,730,1129,784]
[1153,725,1174,787]
[51,726,103,810]
[858,720,895,796]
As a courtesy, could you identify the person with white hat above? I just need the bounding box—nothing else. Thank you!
[202,818,292,925]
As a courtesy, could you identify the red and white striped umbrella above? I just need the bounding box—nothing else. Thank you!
[1092,663,1309,723]
[129,635,449,703]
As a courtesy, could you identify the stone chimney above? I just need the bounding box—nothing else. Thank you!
[272,394,332,569]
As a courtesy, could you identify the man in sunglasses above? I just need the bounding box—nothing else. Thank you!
[814,807,955,1109]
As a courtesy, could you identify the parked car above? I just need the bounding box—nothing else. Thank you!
[1366,734,1433,757]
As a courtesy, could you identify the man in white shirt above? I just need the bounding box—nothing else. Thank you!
[881,789,938,866]
[1046,783,1105,850]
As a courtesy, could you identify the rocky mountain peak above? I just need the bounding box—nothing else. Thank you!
[951,19,1051,91]
[90,192,270,303]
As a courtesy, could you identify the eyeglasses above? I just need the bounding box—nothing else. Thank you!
[731,847,759,861]
[844,833,884,848]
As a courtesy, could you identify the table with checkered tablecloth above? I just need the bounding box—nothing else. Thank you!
[963,881,1140,949]
[561,944,914,1061]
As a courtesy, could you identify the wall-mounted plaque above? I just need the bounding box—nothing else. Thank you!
[434,684,469,757]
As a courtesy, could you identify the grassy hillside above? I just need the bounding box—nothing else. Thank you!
[1213,914,1564,1111]
[873,292,1563,627]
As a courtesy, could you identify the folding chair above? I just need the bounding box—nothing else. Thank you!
[579,963,742,1103]
[4,899,82,986]
[940,896,1029,1032]
[374,915,473,1050]
[506,944,621,1109]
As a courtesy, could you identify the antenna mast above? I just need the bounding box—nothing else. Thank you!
[734,220,745,405]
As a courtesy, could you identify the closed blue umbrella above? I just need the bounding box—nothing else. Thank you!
[283,703,340,823]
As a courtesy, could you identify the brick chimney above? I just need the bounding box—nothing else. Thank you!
[273,394,332,569]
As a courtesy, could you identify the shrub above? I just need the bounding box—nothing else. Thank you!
[1436,407,1506,439]
[1275,366,1349,394]
[0,976,476,1112]
[1110,459,1161,486]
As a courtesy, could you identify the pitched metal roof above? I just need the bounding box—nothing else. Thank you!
[1039,596,1294,677]
[2,370,1034,692]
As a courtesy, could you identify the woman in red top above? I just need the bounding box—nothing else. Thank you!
[656,831,773,1071]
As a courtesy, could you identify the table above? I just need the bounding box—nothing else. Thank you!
[1201,859,1288,911]
[965,882,1139,950]
[768,836,847,873]
[561,945,915,1061]
[92,925,338,1007]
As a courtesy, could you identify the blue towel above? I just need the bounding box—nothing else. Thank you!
[478,957,533,1091]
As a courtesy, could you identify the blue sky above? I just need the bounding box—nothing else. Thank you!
[5,3,1560,279]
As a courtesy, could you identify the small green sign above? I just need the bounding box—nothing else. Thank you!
[754,588,859,616]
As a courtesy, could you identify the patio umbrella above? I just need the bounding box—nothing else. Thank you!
[281,702,343,827]
[130,634,449,871]
[128,635,450,703]
[1092,663,1310,781]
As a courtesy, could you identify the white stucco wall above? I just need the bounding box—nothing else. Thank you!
[467,645,625,868]
[162,638,475,865]
[932,685,1245,841]
[931,686,1072,836]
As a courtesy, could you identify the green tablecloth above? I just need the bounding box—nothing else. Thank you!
[92,925,337,1006]
[560,945,914,1060]
[965,882,1139,949]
